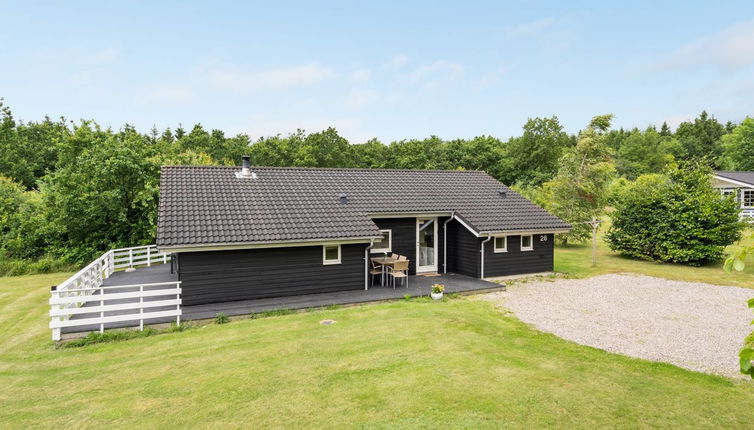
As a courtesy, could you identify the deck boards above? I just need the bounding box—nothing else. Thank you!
[60,264,503,337]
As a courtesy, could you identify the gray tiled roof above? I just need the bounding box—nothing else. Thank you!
[157,166,571,247]
[715,171,754,187]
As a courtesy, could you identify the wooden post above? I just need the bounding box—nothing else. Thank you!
[139,285,144,331]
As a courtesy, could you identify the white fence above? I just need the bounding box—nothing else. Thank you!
[112,245,169,270]
[50,245,174,341]
[742,208,754,220]
[50,282,181,338]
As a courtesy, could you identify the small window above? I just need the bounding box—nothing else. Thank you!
[521,235,533,251]
[323,245,341,265]
[721,189,735,198]
[743,190,754,208]
[493,236,507,253]
[372,229,392,253]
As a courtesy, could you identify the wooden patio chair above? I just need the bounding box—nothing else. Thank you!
[369,258,384,286]
[387,260,409,289]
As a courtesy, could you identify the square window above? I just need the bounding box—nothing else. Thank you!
[323,245,341,265]
[494,236,507,253]
[521,235,533,251]
[373,229,392,252]
[743,190,754,208]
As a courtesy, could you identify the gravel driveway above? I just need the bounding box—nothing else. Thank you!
[481,274,754,378]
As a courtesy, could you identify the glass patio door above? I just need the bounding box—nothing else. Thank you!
[416,218,437,273]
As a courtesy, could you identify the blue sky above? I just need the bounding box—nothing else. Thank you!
[1,1,753,142]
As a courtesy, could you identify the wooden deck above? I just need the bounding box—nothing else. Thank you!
[61,264,503,338]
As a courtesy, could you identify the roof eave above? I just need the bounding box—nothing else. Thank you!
[158,235,382,253]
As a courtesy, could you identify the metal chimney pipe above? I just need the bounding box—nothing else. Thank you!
[241,155,250,177]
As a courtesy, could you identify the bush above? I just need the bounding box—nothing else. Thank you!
[605,162,744,265]
[214,312,230,324]
[0,251,76,276]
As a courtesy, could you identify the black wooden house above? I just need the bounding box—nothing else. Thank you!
[157,157,571,305]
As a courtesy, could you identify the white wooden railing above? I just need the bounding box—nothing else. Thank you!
[112,244,170,269]
[50,245,173,341]
[741,208,754,220]
[50,282,181,340]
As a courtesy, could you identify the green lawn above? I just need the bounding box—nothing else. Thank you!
[1,273,753,429]
[555,222,754,289]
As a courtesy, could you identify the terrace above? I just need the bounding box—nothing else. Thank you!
[51,246,503,340]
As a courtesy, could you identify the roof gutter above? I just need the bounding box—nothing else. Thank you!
[158,235,382,253]
[479,228,572,235]
[480,234,492,279]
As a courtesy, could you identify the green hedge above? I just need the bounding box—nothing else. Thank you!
[605,163,744,266]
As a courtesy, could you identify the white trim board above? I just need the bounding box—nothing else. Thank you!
[479,229,570,235]
[160,237,379,253]
[368,212,452,219]
[713,175,754,189]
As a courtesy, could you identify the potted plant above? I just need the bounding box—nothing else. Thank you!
[431,284,444,300]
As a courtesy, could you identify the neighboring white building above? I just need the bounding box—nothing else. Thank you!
[712,171,754,220]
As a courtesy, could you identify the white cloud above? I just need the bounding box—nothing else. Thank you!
[210,63,337,91]
[662,113,694,130]
[349,68,372,84]
[343,89,378,109]
[85,47,120,65]
[656,18,754,72]
[504,17,555,38]
[407,60,465,87]
[138,87,195,104]
[384,54,409,69]
[475,65,510,89]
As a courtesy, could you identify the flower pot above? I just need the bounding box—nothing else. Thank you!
[431,292,443,300]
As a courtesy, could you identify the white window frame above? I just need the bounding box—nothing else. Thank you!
[520,234,534,251]
[372,229,392,253]
[322,244,341,265]
[720,188,735,198]
[743,189,754,208]
[493,235,507,253]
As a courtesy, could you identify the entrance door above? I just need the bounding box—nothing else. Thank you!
[416,218,438,273]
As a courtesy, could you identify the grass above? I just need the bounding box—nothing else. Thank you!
[555,219,754,288]
[1,273,753,428]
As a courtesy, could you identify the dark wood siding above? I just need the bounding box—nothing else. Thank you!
[177,244,367,305]
[482,233,554,277]
[445,219,480,278]
[370,217,447,275]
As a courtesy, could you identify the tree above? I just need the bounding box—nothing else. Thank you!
[500,116,573,187]
[295,127,354,168]
[721,117,754,170]
[659,121,672,137]
[606,162,744,265]
[616,128,673,179]
[674,111,726,165]
[352,138,388,168]
[40,126,161,263]
[0,100,70,189]
[0,176,24,238]
[723,242,754,379]
[538,115,615,243]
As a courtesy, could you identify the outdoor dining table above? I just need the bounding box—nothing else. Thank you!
[370,256,404,287]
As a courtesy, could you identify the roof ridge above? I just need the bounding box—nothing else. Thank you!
[160,165,487,174]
